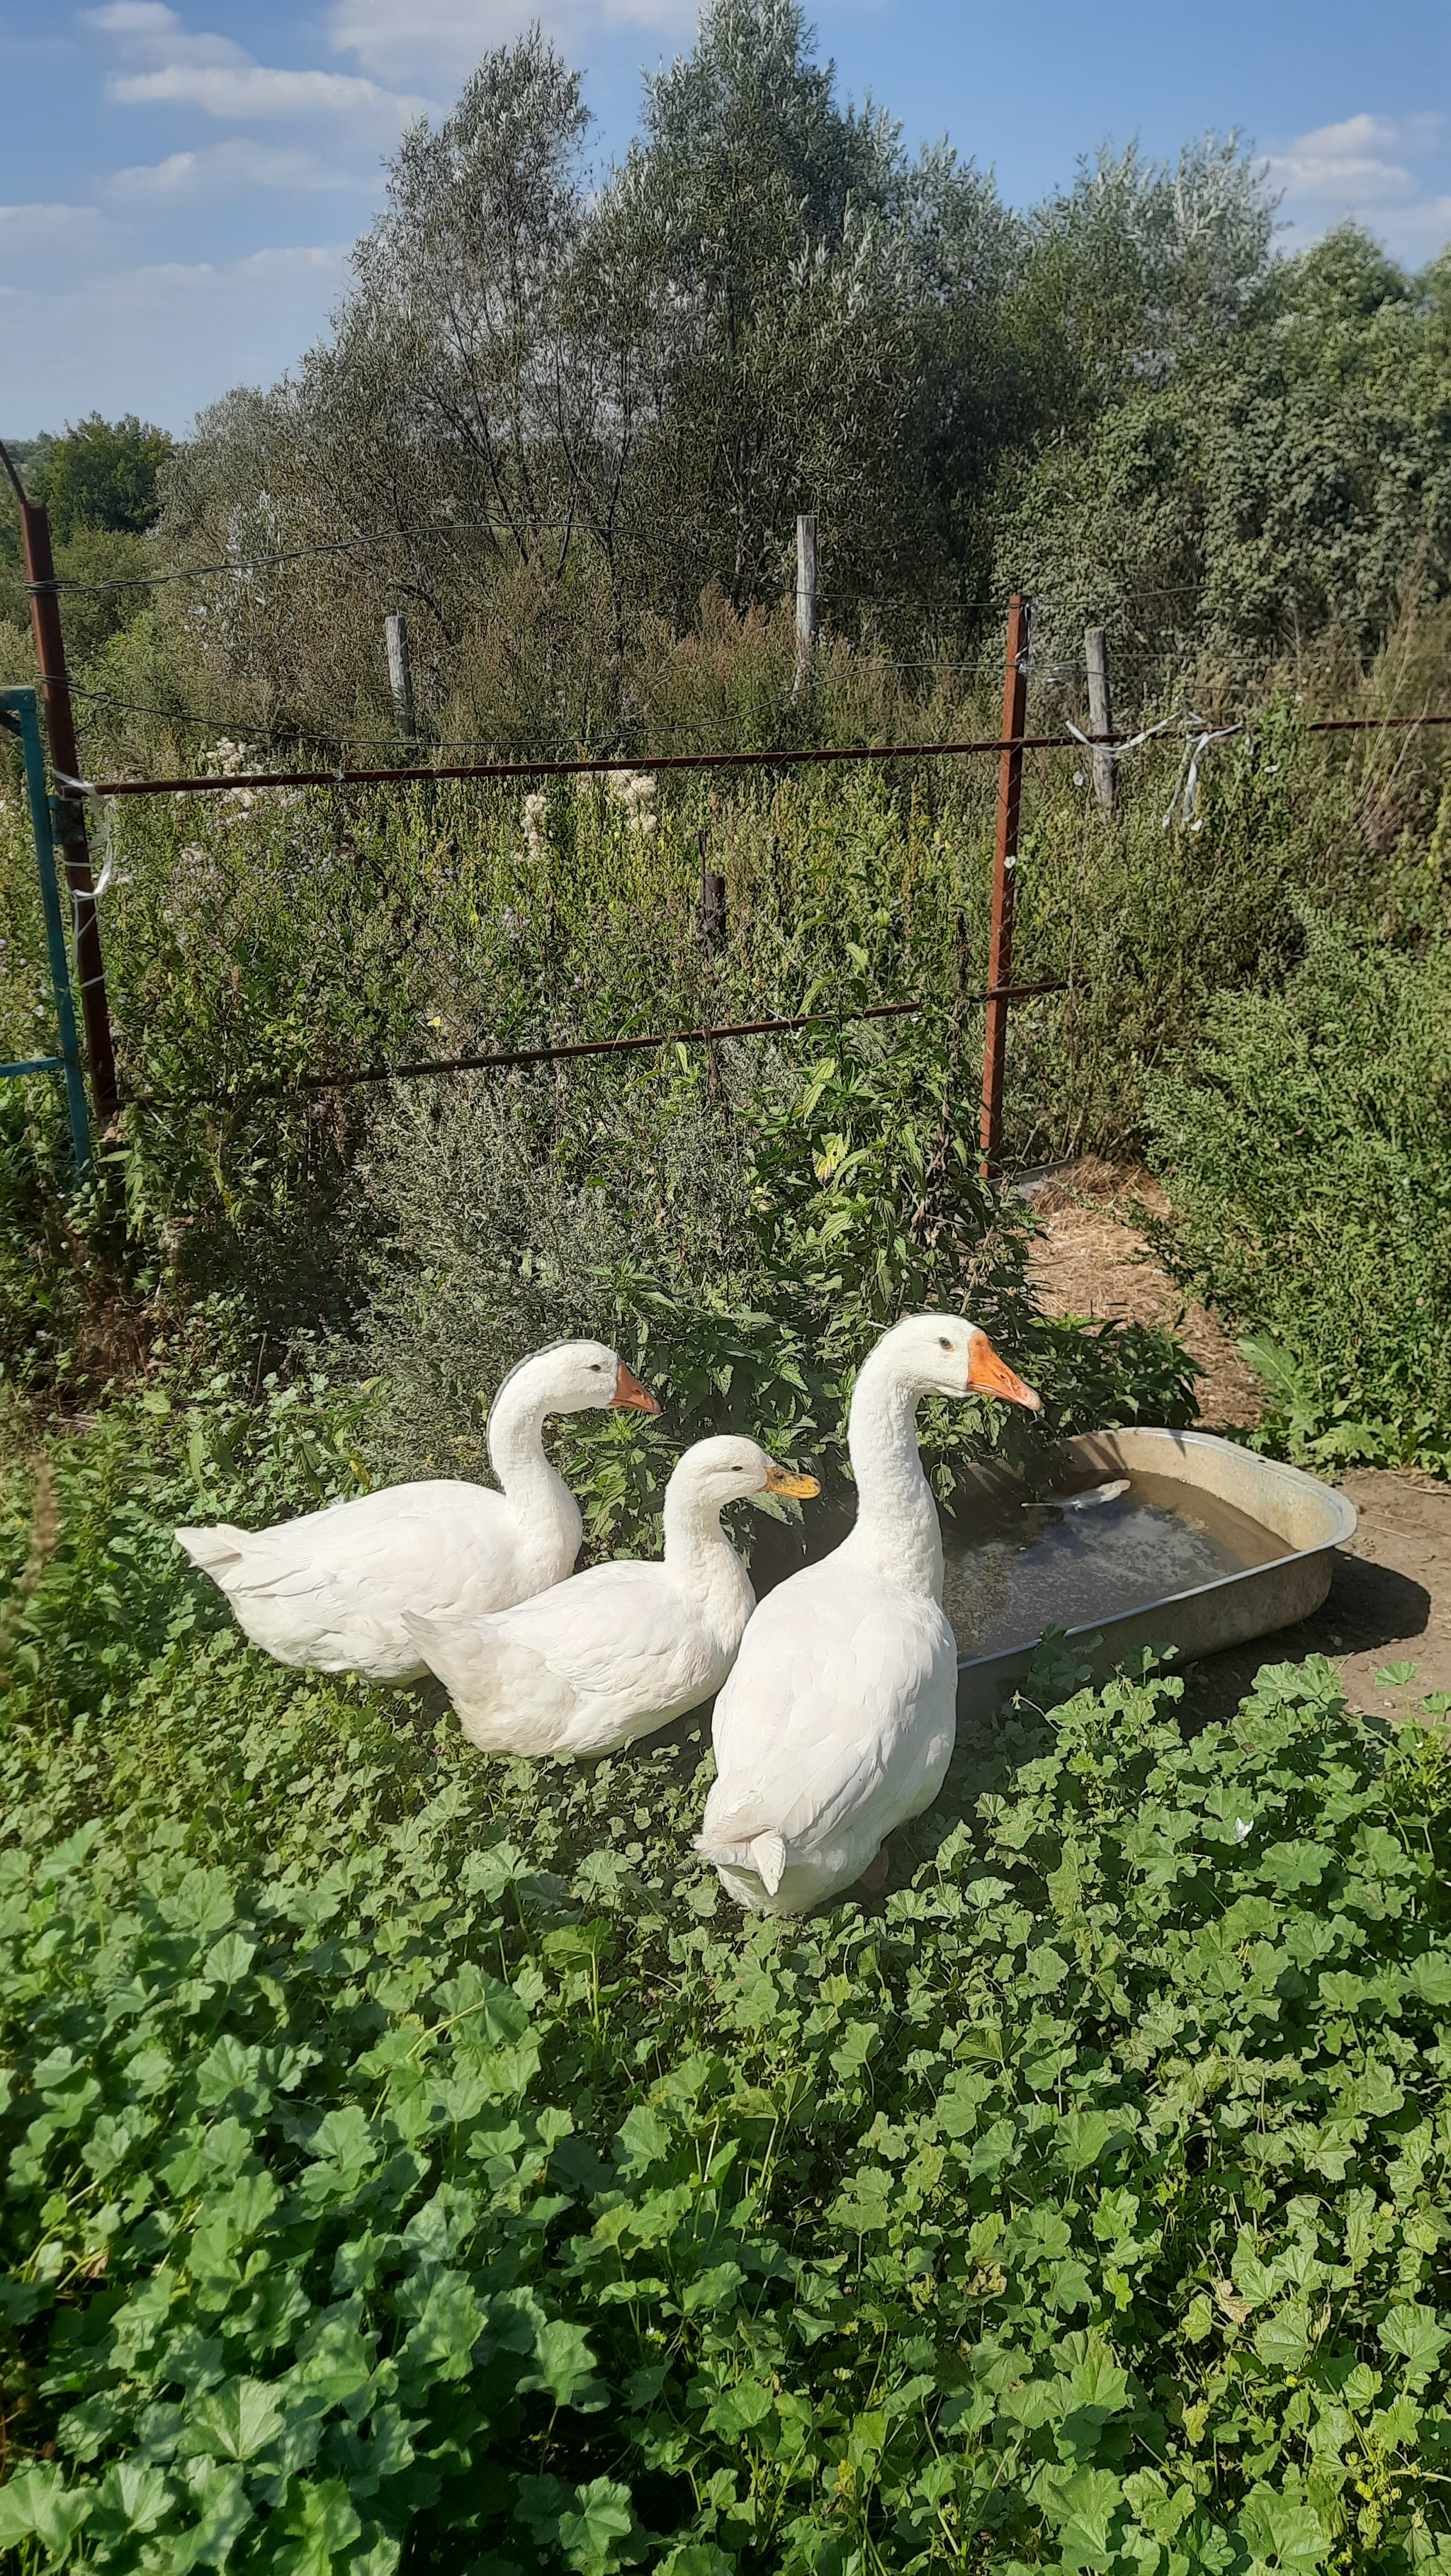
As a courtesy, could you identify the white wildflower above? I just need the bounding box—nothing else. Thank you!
[201,736,261,814]
[517,790,549,863]
[608,768,658,839]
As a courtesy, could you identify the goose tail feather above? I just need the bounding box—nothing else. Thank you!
[175,1524,248,1581]
[694,1827,788,1896]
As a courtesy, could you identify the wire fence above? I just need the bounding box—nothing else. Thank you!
[9,524,1451,1171]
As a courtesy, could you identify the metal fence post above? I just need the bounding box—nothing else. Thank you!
[699,832,728,953]
[0,686,92,1171]
[17,498,120,1120]
[978,592,1032,1177]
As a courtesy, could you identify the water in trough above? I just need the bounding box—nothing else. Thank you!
[941,1467,1289,1659]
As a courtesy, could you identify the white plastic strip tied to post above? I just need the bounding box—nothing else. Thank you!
[52,769,122,1002]
[52,768,118,901]
[1065,711,1178,798]
[1064,713,1180,762]
[1160,720,1243,833]
[1063,712,1244,829]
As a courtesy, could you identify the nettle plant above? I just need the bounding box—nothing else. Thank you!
[0,1621,1449,2572]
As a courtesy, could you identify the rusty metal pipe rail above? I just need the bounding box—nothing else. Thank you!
[62,710,1451,800]
[126,980,1070,1113]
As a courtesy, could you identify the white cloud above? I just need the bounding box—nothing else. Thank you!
[1269,112,1451,263]
[85,1,238,65]
[328,0,691,87]
[86,1,423,124]
[0,244,351,436]
[0,201,108,243]
[111,59,405,117]
[105,140,365,201]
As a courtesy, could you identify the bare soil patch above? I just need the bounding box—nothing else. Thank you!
[1020,1159,1451,1725]
[1021,1157,1266,1432]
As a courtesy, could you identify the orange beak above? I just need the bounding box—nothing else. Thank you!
[613,1361,660,1415]
[763,1463,820,1499]
[967,1334,1042,1412]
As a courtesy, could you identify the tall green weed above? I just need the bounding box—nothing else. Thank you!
[1145,918,1451,1471]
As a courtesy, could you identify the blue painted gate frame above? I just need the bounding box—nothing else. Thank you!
[0,686,91,1171]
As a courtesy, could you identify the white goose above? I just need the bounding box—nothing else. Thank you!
[175,1340,658,1682]
[696,1315,1041,1915]
[405,1436,818,1759]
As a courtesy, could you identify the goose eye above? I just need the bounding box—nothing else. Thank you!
[938,1336,952,1351]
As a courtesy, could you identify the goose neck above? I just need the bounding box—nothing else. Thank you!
[487,1380,581,1551]
[845,1352,943,1597]
[663,1488,755,1635]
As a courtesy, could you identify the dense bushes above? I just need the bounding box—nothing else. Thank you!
[139,19,1450,755]
[1146,919,1451,1472]
[1,1413,1449,2570]
[349,1023,1195,1549]
[5,681,1440,1331]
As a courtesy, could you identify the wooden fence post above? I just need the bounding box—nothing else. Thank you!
[699,834,728,953]
[385,613,417,745]
[1085,625,1115,815]
[978,593,1031,1178]
[793,514,818,697]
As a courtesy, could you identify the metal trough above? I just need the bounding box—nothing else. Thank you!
[950,1426,1357,1720]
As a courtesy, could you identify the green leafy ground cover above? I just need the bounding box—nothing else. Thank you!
[1,1411,1450,2573]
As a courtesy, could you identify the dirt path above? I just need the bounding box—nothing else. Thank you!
[1022,1160,1451,1725]
[1021,1157,1267,1431]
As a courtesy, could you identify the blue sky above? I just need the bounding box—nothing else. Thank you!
[3,0,1449,438]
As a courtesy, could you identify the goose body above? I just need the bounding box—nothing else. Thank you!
[175,1341,657,1682]
[406,1438,818,1759]
[696,1315,1040,1915]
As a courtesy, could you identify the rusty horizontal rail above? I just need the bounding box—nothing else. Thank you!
[64,708,1451,799]
[73,735,1114,796]
[126,980,1071,1112]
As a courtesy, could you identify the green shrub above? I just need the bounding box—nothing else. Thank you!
[351,1021,1197,1553]
[1145,917,1451,1473]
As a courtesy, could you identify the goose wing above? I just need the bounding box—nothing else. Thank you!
[502,1562,705,1691]
[179,1482,514,1620]
[409,1562,709,1753]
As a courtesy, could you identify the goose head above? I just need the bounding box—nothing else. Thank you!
[667,1435,820,1513]
[869,1313,1041,1410]
[495,1339,660,1419]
